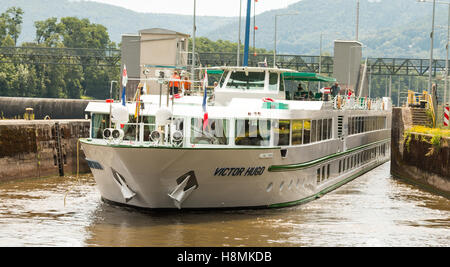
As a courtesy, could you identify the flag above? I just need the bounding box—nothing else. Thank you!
[134,85,141,119]
[202,69,209,131]
[121,65,128,106]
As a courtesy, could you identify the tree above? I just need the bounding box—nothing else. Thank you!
[4,7,24,46]
[35,17,62,47]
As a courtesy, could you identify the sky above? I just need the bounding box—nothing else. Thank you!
[84,0,302,17]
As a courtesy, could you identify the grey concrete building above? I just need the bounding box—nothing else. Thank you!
[121,28,190,99]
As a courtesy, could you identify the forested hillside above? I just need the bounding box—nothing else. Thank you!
[0,0,449,101]
[1,0,449,58]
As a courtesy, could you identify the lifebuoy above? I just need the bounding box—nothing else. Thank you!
[263,97,275,102]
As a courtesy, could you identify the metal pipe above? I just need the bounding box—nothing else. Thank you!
[237,0,242,66]
[446,4,450,104]
[109,80,117,129]
[273,15,277,68]
[356,0,360,41]
[243,0,252,66]
[192,0,196,83]
[429,0,436,94]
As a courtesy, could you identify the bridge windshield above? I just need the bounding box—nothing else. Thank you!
[225,71,266,90]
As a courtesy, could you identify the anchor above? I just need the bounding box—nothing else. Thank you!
[168,171,198,209]
[111,168,136,202]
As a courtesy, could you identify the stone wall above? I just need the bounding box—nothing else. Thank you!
[391,107,450,196]
[0,120,90,183]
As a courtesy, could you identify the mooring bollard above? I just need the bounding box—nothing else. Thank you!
[24,108,34,120]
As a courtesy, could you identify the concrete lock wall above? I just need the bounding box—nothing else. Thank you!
[391,107,450,196]
[0,120,91,183]
[0,97,102,120]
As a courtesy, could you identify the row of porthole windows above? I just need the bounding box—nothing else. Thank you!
[316,164,331,184]
[338,144,389,175]
[348,116,386,136]
[266,143,389,192]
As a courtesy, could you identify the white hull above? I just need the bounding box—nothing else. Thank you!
[82,66,393,209]
[81,136,391,209]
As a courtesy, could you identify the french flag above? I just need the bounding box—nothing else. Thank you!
[121,65,128,106]
[202,69,208,131]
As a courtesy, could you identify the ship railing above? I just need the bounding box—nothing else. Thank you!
[333,95,387,111]
[116,120,188,148]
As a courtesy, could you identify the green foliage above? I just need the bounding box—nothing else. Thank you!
[0,7,23,46]
[404,125,450,156]
[0,8,119,100]
[189,37,272,54]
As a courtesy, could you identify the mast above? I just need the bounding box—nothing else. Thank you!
[243,0,252,66]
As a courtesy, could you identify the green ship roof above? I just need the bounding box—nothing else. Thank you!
[282,72,336,83]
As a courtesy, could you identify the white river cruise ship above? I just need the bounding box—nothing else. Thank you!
[80,66,392,209]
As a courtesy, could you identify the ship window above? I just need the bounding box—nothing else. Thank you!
[268,73,279,91]
[123,115,137,141]
[235,119,271,146]
[328,118,332,139]
[279,75,285,91]
[303,120,311,144]
[356,117,360,133]
[317,168,321,184]
[121,115,156,141]
[317,119,322,141]
[311,120,317,142]
[227,71,265,90]
[322,119,328,140]
[349,117,353,135]
[291,120,303,145]
[191,118,229,145]
[91,113,110,138]
[142,116,156,141]
[275,120,291,146]
[322,166,326,181]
